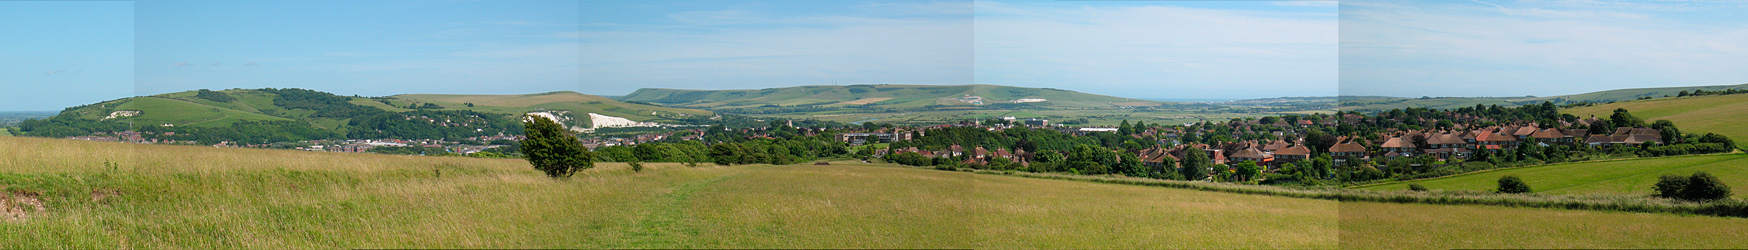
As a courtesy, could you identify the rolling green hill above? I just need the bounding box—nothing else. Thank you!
[1341,83,1748,112]
[1358,154,1748,195]
[14,88,711,143]
[1564,93,1748,150]
[392,91,710,122]
[619,84,1164,109]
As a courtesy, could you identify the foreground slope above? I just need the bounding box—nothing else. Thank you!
[1359,154,1748,195]
[1564,93,1748,150]
[620,84,1163,109]
[8,137,1748,248]
[1341,202,1748,249]
[0,136,1334,249]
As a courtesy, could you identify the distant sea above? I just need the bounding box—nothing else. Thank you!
[1140,98,1234,103]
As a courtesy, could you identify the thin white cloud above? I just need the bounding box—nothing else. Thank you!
[974,1,1338,99]
[1342,0,1748,97]
[581,4,973,94]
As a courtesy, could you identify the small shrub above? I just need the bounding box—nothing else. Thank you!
[1497,176,1531,194]
[1681,172,1732,202]
[1653,174,1688,199]
[628,161,644,173]
[1409,184,1428,192]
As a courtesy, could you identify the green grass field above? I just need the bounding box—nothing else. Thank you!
[12,136,1748,248]
[117,97,292,127]
[1359,154,1748,195]
[1565,93,1748,150]
[1341,201,1748,249]
[0,136,1337,249]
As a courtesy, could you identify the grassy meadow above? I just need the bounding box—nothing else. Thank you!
[1565,93,1748,150]
[1341,201,1748,249]
[13,136,1748,248]
[1357,154,1748,195]
[0,136,1339,249]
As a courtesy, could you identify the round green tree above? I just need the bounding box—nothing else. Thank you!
[521,115,594,178]
[1497,175,1531,194]
[1680,172,1732,202]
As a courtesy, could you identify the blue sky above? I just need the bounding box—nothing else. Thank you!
[134,0,583,98]
[0,1,134,111]
[1342,0,1748,97]
[975,0,1338,100]
[1,0,1338,111]
[584,0,1338,100]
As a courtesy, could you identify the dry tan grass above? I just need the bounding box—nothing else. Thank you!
[0,136,1343,249]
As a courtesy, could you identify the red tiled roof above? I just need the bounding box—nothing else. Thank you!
[1230,148,1270,159]
[1329,143,1366,153]
[1428,133,1465,145]
[1530,128,1565,139]
[1262,141,1289,151]
[1275,145,1311,156]
[1380,137,1415,148]
[1513,126,1538,136]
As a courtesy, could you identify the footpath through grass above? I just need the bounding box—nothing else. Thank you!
[0,136,1337,249]
[1359,154,1748,195]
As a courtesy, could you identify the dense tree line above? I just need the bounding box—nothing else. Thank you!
[258,88,385,118]
[195,89,235,102]
[347,110,522,140]
[368,145,453,155]
[15,116,130,137]
[140,121,342,145]
[707,137,852,165]
[1677,88,1747,97]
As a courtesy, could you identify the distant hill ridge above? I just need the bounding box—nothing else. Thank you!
[618,84,1166,109]
[1341,83,1748,112]
[14,88,709,143]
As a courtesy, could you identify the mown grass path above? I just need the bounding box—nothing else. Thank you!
[608,169,740,248]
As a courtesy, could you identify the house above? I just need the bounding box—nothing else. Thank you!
[1228,147,1272,166]
[1272,144,1311,168]
[1329,141,1367,165]
[1261,140,1289,152]
[1474,130,1518,151]
[1585,127,1663,148]
[1531,127,1573,143]
[1512,125,1539,139]
[1378,137,1416,158]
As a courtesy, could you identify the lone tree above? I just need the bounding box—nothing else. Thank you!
[1653,174,1690,199]
[1179,149,1211,181]
[1680,172,1732,202]
[1497,175,1532,194]
[522,114,593,178]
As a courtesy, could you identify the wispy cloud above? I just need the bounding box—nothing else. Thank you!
[975,1,1338,99]
[1341,0,1748,97]
[580,3,973,94]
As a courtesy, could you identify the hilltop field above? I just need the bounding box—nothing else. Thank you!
[5,136,1748,249]
[1359,154,1748,195]
[1565,93,1748,150]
